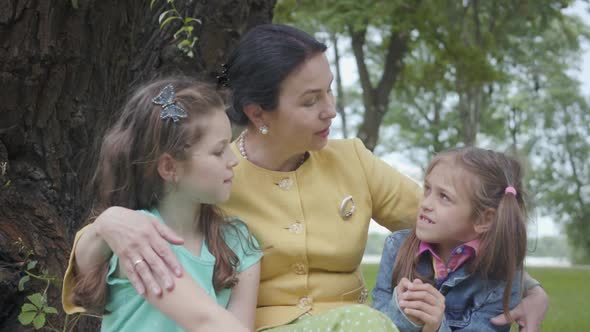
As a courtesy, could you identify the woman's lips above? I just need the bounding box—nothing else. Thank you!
[316,127,330,137]
[224,175,234,184]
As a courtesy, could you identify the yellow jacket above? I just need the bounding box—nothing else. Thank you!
[61,138,421,330]
[221,138,420,330]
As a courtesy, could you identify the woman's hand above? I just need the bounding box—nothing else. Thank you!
[79,206,184,295]
[398,279,445,332]
[491,285,548,332]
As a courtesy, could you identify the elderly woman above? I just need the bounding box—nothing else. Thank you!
[63,24,547,332]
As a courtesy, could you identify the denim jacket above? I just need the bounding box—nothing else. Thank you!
[372,230,522,332]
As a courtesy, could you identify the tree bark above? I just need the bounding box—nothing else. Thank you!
[0,0,275,331]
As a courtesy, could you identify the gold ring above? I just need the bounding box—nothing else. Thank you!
[133,258,145,268]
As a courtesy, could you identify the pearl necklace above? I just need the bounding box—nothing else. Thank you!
[237,130,307,169]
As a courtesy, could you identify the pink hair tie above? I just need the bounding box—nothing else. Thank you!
[505,186,517,196]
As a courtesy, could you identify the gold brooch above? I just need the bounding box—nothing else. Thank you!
[340,195,356,219]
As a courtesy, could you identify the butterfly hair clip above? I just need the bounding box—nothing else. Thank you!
[152,84,188,122]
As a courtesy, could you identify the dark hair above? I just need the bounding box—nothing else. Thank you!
[391,147,527,321]
[222,24,327,125]
[72,77,247,312]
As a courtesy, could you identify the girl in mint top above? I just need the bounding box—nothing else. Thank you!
[70,78,262,332]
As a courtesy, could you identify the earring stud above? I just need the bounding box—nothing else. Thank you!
[259,125,269,135]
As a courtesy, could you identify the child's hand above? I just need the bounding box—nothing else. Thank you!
[397,278,424,327]
[398,279,445,332]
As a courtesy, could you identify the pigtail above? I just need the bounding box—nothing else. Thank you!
[471,157,527,321]
[500,187,527,318]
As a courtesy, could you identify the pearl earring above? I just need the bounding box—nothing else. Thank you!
[259,125,269,135]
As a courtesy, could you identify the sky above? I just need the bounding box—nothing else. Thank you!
[331,1,590,237]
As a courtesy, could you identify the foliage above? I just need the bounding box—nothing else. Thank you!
[18,293,58,330]
[150,0,202,58]
[529,73,590,263]
[14,238,94,331]
[274,0,590,258]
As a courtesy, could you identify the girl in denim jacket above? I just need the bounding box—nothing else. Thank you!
[373,147,527,332]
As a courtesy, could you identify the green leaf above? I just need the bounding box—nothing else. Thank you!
[18,311,36,325]
[27,293,44,308]
[158,9,175,25]
[160,16,181,29]
[150,0,157,10]
[18,275,30,291]
[21,303,37,313]
[33,313,46,329]
[173,26,194,39]
[71,0,78,9]
[44,306,58,314]
[177,39,191,48]
[27,260,37,270]
[184,17,201,25]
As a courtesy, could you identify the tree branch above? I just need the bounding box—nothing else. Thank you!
[472,0,482,46]
[376,29,408,107]
[348,23,375,109]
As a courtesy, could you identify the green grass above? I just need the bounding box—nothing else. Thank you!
[361,264,590,332]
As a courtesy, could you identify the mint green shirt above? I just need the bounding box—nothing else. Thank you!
[101,209,262,332]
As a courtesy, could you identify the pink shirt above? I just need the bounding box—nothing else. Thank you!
[418,239,480,283]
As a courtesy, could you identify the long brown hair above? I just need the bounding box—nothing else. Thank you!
[72,77,249,312]
[391,147,527,320]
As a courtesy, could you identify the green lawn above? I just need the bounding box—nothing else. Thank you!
[361,264,590,332]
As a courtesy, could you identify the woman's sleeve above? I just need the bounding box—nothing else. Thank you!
[353,138,422,231]
[61,225,92,314]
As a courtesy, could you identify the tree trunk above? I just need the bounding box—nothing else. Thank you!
[456,79,482,146]
[349,25,408,151]
[330,32,348,139]
[0,0,275,331]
